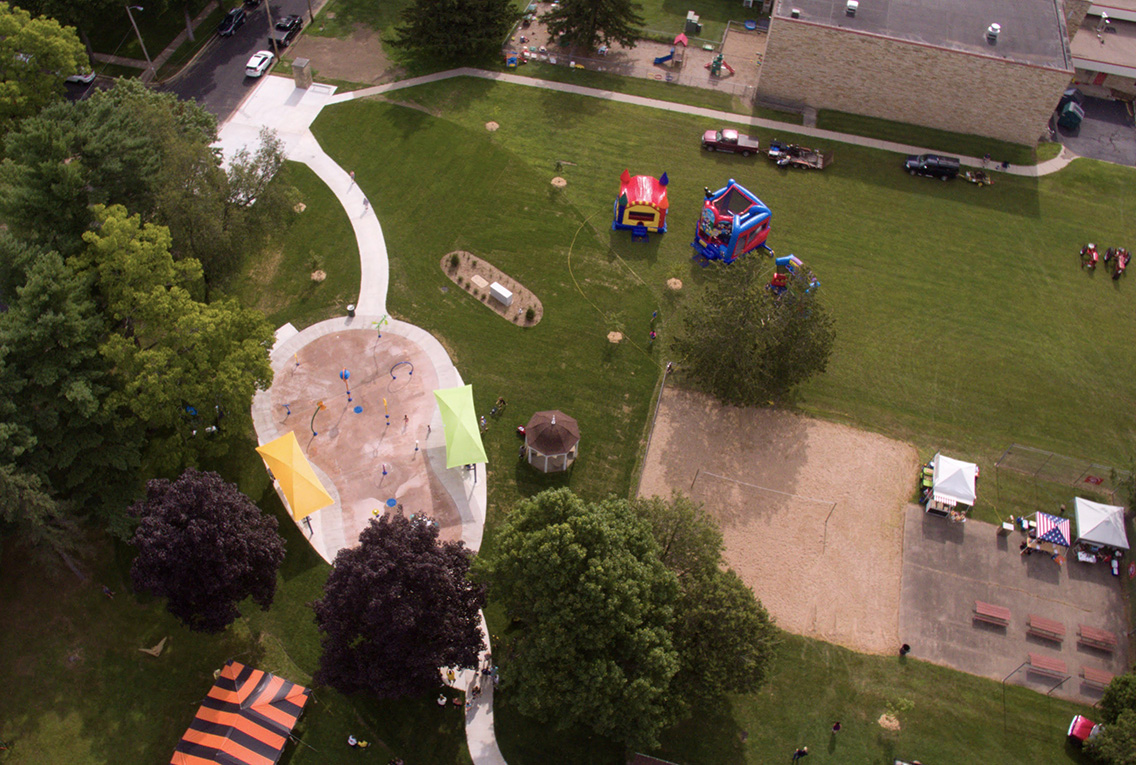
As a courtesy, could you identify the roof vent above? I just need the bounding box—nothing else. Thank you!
[790,8,800,18]
[846,0,858,16]
[986,23,1001,42]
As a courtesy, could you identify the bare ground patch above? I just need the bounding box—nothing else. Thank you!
[288,24,404,86]
[638,387,918,655]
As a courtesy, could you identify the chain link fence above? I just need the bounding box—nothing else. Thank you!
[994,443,1131,506]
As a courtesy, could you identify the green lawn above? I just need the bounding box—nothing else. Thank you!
[4,72,1129,764]
[817,109,1038,165]
[86,0,214,62]
[0,444,471,764]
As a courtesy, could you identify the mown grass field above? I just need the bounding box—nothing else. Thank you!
[3,75,1128,764]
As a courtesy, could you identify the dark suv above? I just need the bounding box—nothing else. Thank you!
[269,14,304,47]
[217,7,246,36]
[904,153,960,180]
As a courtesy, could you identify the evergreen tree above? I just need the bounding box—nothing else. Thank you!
[392,0,517,64]
[542,0,645,51]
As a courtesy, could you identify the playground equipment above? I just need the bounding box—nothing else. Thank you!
[768,254,819,296]
[691,179,771,263]
[705,53,735,77]
[613,170,669,235]
[654,33,688,67]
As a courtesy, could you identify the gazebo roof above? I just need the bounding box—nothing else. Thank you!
[525,410,580,455]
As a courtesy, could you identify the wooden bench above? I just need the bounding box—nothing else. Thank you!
[1027,614,1066,643]
[1027,652,1068,678]
[1078,624,1118,652]
[1081,665,1115,689]
[973,600,1011,627]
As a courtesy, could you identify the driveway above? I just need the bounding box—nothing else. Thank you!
[1055,95,1136,165]
[898,505,1128,705]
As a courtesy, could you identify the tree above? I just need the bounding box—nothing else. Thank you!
[541,0,645,51]
[1087,709,1136,765]
[631,493,776,706]
[76,205,274,472]
[391,0,517,64]
[311,512,486,700]
[481,488,680,749]
[130,468,285,633]
[0,463,76,565]
[18,0,131,54]
[671,256,835,405]
[1101,673,1136,724]
[0,2,86,129]
[0,248,141,510]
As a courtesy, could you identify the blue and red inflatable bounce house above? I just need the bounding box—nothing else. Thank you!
[691,179,771,263]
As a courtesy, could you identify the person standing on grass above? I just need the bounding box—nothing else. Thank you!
[832,722,841,734]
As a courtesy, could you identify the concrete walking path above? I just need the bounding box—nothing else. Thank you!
[329,67,1081,177]
[221,76,505,765]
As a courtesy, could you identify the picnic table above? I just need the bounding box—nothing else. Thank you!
[1027,614,1065,643]
[1081,665,1115,688]
[1078,624,1118,652]
[1027,652,1068,678]
[973,600,1011,627]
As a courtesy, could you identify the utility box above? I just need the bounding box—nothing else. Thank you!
[292,57,313,89]
[489,282,513,306]
[685,10,702,35]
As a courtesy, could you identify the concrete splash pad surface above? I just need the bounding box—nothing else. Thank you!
[267,329,461,545]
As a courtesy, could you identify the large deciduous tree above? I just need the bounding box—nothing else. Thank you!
[671,255,835,405]
[542,0,645,51]
[0,248,140,511]
[630,493,776,706]
[481,488,680,749]
[76,205,274,472]
[391,0,517,64]
[0,2,86,129]
[130,468,285,633]
[1,81,293,282]
[311,512,486,700]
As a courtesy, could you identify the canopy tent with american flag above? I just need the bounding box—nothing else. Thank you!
[1035,512,1071,547]
[171,660,310,765]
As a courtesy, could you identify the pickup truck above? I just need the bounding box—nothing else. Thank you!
[701,128,760,157]
[268,14,303,48]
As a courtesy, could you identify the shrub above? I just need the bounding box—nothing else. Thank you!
[526,307,535,322]
[449,253,460,270]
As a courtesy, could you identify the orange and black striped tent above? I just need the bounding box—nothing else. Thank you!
[171,660,311,765]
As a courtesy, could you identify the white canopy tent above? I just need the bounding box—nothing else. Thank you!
[1073,498,1129,550]
[930,453,978,509]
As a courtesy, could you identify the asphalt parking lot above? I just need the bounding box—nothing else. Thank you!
[1056,95,1136,165]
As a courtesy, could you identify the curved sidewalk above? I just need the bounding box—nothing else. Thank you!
[221,77,505,765]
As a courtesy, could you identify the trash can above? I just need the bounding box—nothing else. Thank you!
[346,304,356,317]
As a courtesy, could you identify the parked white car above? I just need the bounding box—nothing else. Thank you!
[245,50,275,78]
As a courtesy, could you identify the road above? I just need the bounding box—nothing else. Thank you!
[160,1,313,121]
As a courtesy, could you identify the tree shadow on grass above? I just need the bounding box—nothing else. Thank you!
[655,699,748,765]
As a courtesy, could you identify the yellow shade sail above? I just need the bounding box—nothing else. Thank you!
[255,431,334,521]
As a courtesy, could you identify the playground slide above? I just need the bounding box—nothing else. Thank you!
[654,49,675,65]
[722,61,735,74]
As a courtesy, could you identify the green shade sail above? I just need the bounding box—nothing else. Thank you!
[433,384,488,469]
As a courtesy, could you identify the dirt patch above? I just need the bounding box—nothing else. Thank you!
[878,714,901,731]
[441,251,543,326]
[288,24,404,86]
[638,387,919,655]
[550,176,567,187]
[485,121,499,132]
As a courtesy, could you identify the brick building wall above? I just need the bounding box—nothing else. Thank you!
[757,19,1072,146]
[1063,0,1093,40]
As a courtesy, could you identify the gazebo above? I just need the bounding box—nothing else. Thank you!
[524,410,579,473]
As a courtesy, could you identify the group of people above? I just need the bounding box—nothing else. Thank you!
[1080,243,1130,279]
